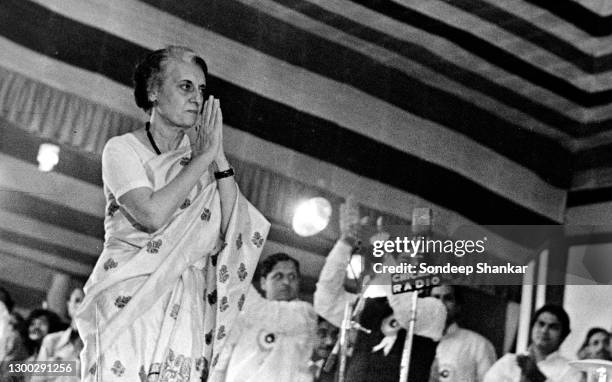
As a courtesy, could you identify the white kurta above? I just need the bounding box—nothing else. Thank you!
[483,351,582,382]
[76,133,269,382]
[32,328,82,382]
[212,286,317,382]
[432,323,496,382]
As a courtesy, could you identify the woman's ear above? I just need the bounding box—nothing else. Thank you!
[149,88,159,105]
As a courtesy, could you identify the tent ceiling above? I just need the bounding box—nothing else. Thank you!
[1,0,612,298]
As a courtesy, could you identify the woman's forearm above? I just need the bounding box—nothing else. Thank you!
[119,153,214,231]
[215,157,237,237]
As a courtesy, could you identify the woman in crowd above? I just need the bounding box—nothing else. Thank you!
[25,309,63,360]
[33,288,86,382]
[577,327,611,361]
[75,46,269,381]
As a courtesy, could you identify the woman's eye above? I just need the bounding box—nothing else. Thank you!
[180,83,192,91]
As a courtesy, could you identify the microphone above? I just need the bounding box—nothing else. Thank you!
[411,207,432,236]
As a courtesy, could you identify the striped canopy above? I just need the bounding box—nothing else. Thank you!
[1,0,611,305]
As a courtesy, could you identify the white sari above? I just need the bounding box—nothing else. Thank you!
[75,136,269,381]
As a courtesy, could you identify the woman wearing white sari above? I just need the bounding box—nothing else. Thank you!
[75,46,269,382]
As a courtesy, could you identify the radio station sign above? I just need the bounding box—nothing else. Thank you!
[391,272,441,294]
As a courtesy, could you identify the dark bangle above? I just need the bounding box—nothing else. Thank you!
[214,167,235,180]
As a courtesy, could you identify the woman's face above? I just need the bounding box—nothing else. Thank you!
[530,312,563,354]
[584,331,611,360]
[153,57,206,129]
[28,316,50,341]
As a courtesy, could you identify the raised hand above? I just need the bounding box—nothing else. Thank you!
[516,354,546,382]
[369,216,390,245]
[190,96,222,162]
[339,196,368,247]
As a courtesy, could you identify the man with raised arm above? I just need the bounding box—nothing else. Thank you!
[314,199,446,382]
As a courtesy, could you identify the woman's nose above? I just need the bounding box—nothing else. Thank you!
[191,91,203,106]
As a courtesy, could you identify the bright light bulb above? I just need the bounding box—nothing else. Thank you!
[292,197,332,236]
[37,143,60,172]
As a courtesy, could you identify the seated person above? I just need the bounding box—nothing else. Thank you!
[577,327,611,361]
[314,201,446,382]
[212,253,317,382]
[308,316,339,382]
[33,287,85,382]
[484,305,582,382]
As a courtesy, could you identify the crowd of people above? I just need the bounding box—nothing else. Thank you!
[1,45,611,381]
[2,233,611,381]
[0,286,84,381]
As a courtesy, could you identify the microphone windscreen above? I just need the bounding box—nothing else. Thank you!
[411,207,432,235]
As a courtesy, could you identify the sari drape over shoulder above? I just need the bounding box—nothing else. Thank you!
[75,138,269,382]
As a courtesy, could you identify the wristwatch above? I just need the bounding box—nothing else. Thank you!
[214,167,235,180]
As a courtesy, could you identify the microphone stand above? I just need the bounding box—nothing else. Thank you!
[399,207,432,382]
[398,291,418,382]
[322,294,372,375]
[338,300,352,382]
[323,255,372,382]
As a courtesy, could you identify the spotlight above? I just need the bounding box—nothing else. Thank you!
[292,197,332,236]
[37,143,60,172]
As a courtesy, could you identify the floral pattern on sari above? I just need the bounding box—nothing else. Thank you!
[219,296,229,312]
[159,349,191,382]
[237,294,246,311]
[180,199,191,209]
[200,208,211,221]
[146,239,163,254]
[114,296,131,308]
[219,266,229,283]
[235,234,242,249]
[75,144,269,381]
[104,258,118,271]
[237,263,247,282]
[111,360,125,376]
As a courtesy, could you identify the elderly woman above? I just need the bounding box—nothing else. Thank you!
[577,327,611,361]
[75,46,269,381]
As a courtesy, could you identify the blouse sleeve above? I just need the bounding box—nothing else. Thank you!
[102,136,153,199]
